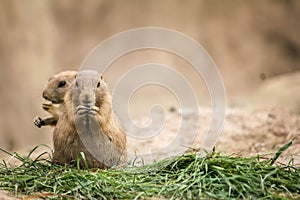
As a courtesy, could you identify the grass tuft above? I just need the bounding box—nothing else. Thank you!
[0,141,299,199]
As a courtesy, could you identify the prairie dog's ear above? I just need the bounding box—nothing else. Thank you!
[100,75,105,83]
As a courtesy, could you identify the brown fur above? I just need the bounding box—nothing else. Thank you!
[33,71,77,128]
[53,70,127,169]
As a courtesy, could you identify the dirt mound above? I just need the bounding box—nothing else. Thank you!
[217,107,299,162]
[127,107,300,165]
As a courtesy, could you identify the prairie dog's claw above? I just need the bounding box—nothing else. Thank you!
[33,117,43,128]
[76,105,99,116]
[42,103,53,111]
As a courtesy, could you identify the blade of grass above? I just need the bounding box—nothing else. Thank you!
[270,140,293,165]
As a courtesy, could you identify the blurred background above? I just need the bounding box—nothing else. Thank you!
[0,0,299,154]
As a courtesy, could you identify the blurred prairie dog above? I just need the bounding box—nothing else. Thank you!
[34,71,77,128]
[53,70,127,169]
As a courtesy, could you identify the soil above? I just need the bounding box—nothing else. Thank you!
[127,106,300,165]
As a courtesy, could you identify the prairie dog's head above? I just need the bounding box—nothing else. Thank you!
[43,71,77,104]
[72,70,109,108]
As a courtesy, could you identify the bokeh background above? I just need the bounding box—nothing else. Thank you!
[0,0,299,154]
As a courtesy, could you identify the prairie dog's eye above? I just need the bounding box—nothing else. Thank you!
[97,81,100,88]
[75,81,79,87]
[58,80,66,88]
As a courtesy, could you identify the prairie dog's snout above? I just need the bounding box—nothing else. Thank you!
[78,84,96,107]
[73,70,100,116]
[42,91,49,101]
[81,92,95,106]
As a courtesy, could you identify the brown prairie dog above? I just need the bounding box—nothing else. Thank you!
[34,71,77,128]
[53,70,127,169]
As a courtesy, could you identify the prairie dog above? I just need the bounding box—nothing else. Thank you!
[53,70,127,168]
[34,71,77,128]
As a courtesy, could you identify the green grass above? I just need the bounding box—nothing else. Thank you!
[0,141,299,199]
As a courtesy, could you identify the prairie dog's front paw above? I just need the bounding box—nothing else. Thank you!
[76,105,99,116]
[33,117,43,128]
[42,103,53,111]
[90,106,99,115]
[42,103,60,118]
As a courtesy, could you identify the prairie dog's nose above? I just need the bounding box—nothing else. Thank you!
[81,92,95,105]
[42,91,49,100]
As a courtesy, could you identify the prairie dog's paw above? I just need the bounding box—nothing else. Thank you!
[75,105,99,116]
[90,106,99,115]
[75,105,100,131]
[42,103,54,111]
[33,117,44,128]
[42,103,60,118]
